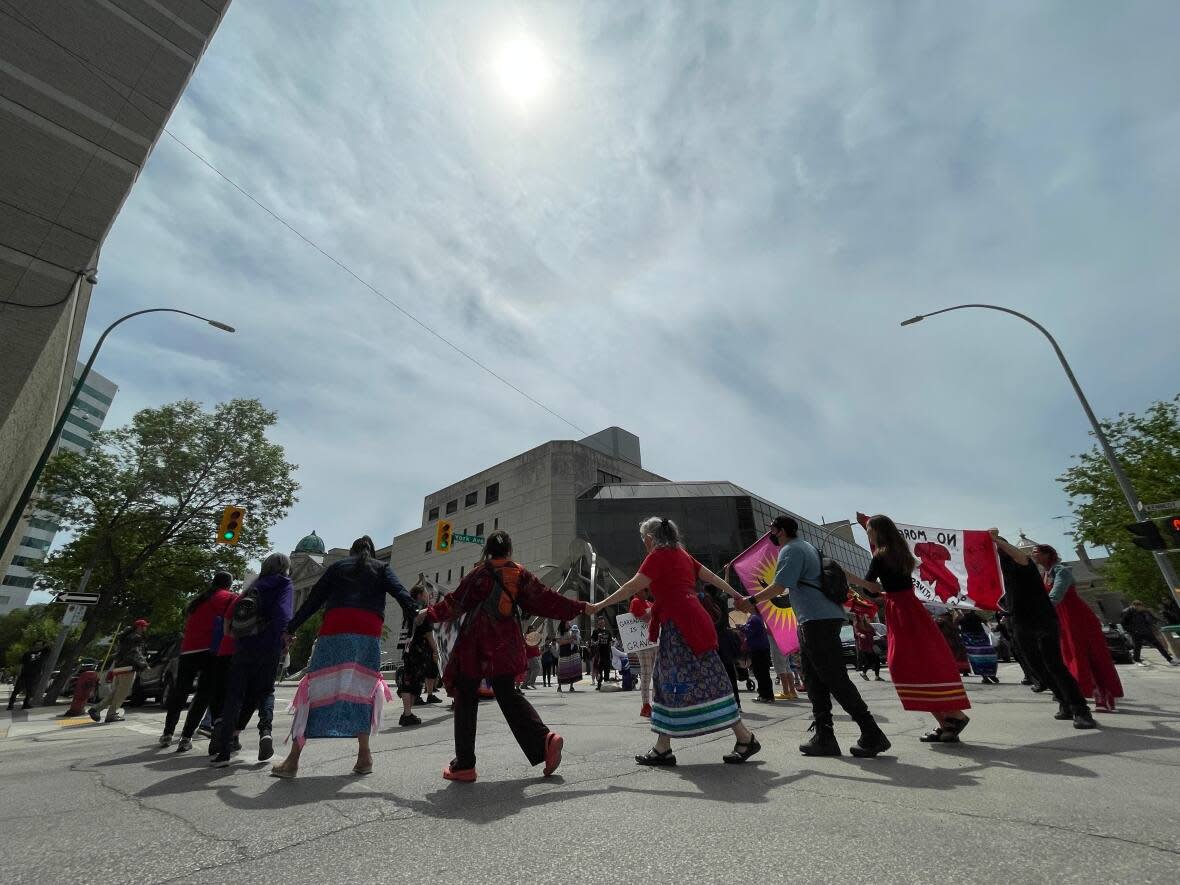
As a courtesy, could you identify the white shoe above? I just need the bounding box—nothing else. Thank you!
[1168,659,1179,667]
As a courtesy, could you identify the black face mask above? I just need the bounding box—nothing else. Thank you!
[769,530,781,545]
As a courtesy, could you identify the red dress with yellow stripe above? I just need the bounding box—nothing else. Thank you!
[869,554,971,713]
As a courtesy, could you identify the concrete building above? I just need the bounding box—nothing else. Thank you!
[0,367,117,615]
[0,1,231,574]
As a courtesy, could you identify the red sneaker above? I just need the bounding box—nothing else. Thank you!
[640,703,652,718]
[542,732,564,777]
[443,763,477,782]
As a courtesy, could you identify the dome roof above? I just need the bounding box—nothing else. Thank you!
[294,530,326,555]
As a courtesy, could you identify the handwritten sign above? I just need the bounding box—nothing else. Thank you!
[616,612,657,654]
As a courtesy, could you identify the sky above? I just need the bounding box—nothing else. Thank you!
[45,0,1180,587]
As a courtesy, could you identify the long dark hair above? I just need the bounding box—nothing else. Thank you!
[867,515,916,576]
[482,530,512,561]
[186,571,233,615]
[350,535,376,573]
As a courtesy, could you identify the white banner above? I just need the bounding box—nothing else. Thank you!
[616,612,657,654]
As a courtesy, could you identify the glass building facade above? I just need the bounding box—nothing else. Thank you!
[576,481,872,591]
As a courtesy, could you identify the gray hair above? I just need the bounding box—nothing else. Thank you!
[639,516,682,549]
[258,552,291,579]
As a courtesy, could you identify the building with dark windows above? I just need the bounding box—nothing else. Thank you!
[576,482,871,589]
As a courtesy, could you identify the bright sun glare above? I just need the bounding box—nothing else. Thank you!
[495,37,549,105]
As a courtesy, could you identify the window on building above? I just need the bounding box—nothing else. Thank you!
[19,536,51,551]
[428,506,439,521]
[465,491,478,508]
[80,383,113,406]
[445,499,458,515]
[2,575,35,588]
[494,518,499,530]
[11,555,41,567]
[424,540,432,554]
[447,569,452,582]
[26,517,59,533]
[460,566,465,578]
[60,430,92,449]
[434,572,439,583]
[597,469,622,485]
[475,523,484,537]
[485,482,499,504]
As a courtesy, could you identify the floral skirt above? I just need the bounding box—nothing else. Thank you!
[288,632,391,745]
[651,623,740,737]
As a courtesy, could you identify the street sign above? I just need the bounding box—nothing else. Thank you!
[61,604,86,627]
[56,592,99,605]
[1145,501,1180,513]
[453,533,485,545]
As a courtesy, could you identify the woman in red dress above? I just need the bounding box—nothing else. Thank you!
[1032,545,1124,712]
[846,515,972,743]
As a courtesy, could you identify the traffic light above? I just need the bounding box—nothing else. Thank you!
[217,506,245,546]
[1168,515,1180,547]
[434,519,452,554]
[1126,520,1165,551]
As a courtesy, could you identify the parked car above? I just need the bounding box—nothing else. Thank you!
[128,635,181,707]
[840,623,888,667]
[1103,624,1134,665]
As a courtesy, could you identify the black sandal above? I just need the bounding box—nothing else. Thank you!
[941,716,970,741]
[723,734,761,764]
[919,727,947,743]
[635,747,677,766]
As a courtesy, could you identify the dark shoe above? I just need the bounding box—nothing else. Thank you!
[21,702,32,710]
[399,713,421,727]
[799,722,841,757]
[723,734,761,764]
[1073,711,1097,730]
[157,733,173,748]
[176,737,193,753]
[850,726,892,758]
[210,753,232,768]
[635,747,677,766]
[942,716,970,742]
[258,734,274,762]
[87,707,101,722]
[413,696,426,706]
[1054,705,1072,721]
[860,672,869,681]
[231,736,242,753]
[752,696,774,704]
[1030,683,1048,693]
[425,694,442,704]
[920,728,948,743]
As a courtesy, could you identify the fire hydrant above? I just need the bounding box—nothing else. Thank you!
[67,668,99,716]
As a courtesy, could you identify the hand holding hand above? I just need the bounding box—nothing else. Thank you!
[583,601,597,616]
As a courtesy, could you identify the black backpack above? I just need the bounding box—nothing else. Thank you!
[228,586,265,639]
[801,542,851,606]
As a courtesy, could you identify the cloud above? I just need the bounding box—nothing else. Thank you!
[77,0,1180,564]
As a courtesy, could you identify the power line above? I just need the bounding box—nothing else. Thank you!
[3,1,588,435]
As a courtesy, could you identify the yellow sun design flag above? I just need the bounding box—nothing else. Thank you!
[731,533,799,655]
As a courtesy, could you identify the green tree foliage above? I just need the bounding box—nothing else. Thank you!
[0,605,61,670]
[1059,395,1180,607]
[31,398,299,696]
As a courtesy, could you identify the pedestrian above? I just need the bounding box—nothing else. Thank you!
[1032,544,1124,712]
[6,641,47,710]
[629,588,657,717]
[158,571,236,750]
[524,633,543,688]
[844,515,970,745]
[556,621,582,692]
[700,586,742,707]
[272,535,416,778]
[989,532,1095,727]
[1121,601,1176,666]
[995,612,1038,688]
[937,612,971,676]
[203,592,241,749]
[958,609,1000,684]
[417,531,589,782]
[742,610,775,703]
[589,517,762,766]
[749,516,890,758]
[397,586,441,726]
[210,553,294,766]
[541,638,557,687]
[591,616,614,689]
[853,615,882,681]
[88,620,149,724]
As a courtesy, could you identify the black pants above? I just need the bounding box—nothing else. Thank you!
[596,649,612,685]
[163,651,210,735]
[181,655,228,738]
[541,657,555,685]
[750,648,774,699]
[799,619,875,730]
[1012,621,1088,712]
[857,649,881,678]
[453,674,549,770]
[1007,632,1036,684]
[6,675,35,708]
[1132,633,1174,663]
[213,648,280,751]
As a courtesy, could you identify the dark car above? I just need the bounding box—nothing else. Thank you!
[129,635,181,707]
[840,623,888,667]
[1103,625,1134,665]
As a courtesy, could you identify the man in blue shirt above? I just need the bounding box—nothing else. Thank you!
[745,515,889,758]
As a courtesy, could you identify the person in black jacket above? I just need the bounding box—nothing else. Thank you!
[1121,601,1176,666]
[7,641,48,710]
[89,620,149,723]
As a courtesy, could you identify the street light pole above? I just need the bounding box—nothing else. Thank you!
[0,308,236,560]
[902,303,1180,605]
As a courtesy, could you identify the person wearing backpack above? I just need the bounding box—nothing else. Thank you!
[416,531,590,782]
[210,552,294,767]
[744,515,889,759]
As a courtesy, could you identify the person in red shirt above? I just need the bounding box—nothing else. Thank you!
[588,517,760,767]
[628,589,657,717]
[418,531,590,782]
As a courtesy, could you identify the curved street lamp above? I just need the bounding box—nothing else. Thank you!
[902,303,1179,601]
[0,308,236,557]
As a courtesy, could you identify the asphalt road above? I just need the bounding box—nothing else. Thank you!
[2,662,1179,884]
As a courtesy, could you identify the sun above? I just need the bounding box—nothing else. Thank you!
[495,37,549,105]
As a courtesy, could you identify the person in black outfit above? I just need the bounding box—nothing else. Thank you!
[7,642,47,710]
[700,586,742,708]
[991,531,1095,728]
[1121,601,1176,665]
[591,617,614,689]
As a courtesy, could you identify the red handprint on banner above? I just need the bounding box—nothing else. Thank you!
[913,541,961,602]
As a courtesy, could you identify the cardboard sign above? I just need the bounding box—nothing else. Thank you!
[616,612,657,654]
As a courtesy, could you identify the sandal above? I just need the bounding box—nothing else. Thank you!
[723,734,761,764]
[352,761,373,775]
[919,727,947,743]
[269,763,298,779]
[635,747,677,767]
[942,715,970,741]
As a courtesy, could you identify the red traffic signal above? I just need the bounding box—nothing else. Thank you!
[1168,515,1180,546]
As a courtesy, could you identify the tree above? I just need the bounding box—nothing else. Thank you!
[1059,395,1180,608]
[32,398,299,698]
[0,605,61,670]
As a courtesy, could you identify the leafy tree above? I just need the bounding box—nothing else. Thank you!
[31,398,299,698]
[1059,395,1180,608]
[0,605,62,670]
